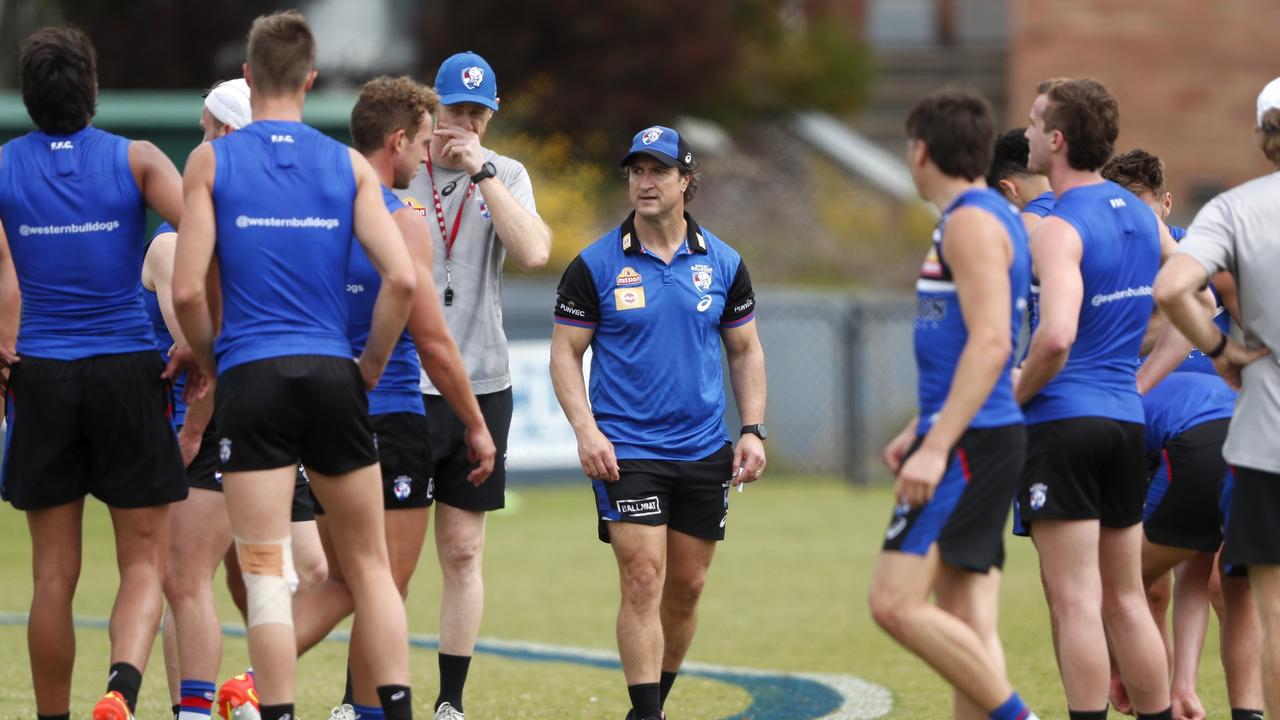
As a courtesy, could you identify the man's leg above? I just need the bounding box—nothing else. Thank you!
[1220,563,1264,715]
[1030,519,1109,713]
[290,519,329,593]
[162,607,181,711]
[1100,523,1172,716]
[936,566,1006,720]
[291,514,355,655]
[103,502,172,711]
[1169,553,1214,720]
[1247,565,1280,716]
[307,465,411,705]
[609,522,668,719]
[27,500,84,716]
[657,529,716,708]
[434,502,487,713]
[222,467,300,707]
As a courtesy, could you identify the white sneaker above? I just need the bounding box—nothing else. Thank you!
[329,704,357,720]
[434,702,465,720]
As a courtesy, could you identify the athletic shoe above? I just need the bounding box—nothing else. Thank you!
[92,691,134,720]
[217,672,260,719]
[329,705,357,720]
[434,702,465,720]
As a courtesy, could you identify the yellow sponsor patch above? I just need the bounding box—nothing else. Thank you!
[614,287,646,310]
[616,266,643,287]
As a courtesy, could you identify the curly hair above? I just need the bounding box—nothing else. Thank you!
[19,26,97,135]
[350,76,439,153]
[1100,148,1164,196]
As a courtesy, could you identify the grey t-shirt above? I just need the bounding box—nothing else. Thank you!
[395,149,538,395]
[1177,170,1280,472]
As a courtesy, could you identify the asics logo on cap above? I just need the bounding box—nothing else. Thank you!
[641,127,663,145]
[461,66,485,90]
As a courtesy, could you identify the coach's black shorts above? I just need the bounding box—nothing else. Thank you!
[1143,418,1230,553]
[1223,466,1280,569]
[313,412,433,515]
[1016,417,1146,532]
[215,355,376,476]
[882,424,1024,573]
[592,443,733,543]
[425,388,509,512]
[2,351,187,510]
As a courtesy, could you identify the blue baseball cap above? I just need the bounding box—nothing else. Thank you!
[620,125,694,170]
[435,51,499,111]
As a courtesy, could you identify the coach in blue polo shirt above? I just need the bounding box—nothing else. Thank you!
[551,125,767,720]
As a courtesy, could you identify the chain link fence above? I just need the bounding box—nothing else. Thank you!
[504,281,918,485]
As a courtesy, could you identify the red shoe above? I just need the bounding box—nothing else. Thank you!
[92,691,134,720]
[217,671,260,719]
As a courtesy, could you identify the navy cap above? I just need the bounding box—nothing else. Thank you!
[435,51,499,111]
[620,125,694,170]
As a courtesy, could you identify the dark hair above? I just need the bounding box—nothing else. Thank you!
[987,127,1031,186]
[19,26,97,135]
[350,76,438,154]
[1259,109,1280,165]
[1036,77,1119,171]
[905,89,996,181]
[620,159,702,204]
[1100,148,1164,196]
[246,10,316,96]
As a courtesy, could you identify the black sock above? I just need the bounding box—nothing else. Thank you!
[378,684,413,720]
[261,704,296,720]
[343,665,355,705]
[107,662,143,713]
[1068,711,1108,720]
[1138,710,1172,720]
[1233,711,1265,720]
[436,653,471,712]
[37,715,70,720]
[628,682,662,719]
[173,704,181,720]
[659,670,678,706]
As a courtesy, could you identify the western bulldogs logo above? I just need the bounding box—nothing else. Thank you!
[392,476,412,501]
[478,200,491,220]
[218,438,232,464]
[691,263,713,292]
[640,127,663,145]
[1029,482,1048,511]
[461,66,485,90]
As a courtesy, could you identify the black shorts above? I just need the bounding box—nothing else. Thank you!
[1223,466,1280,568]
[185,425,315,523]
[312,412,434,515]
[1143,418,1230,553]
[424,388,510,512]
[592,443,733,543]
[1016,417,1146,532]
[882,424,1025,572]
[1,351,187,510]
[215,355,376,476]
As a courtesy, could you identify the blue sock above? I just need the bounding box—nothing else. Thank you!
[354,704,385,720]
[991,692,1033,720]
[178,679,216,718]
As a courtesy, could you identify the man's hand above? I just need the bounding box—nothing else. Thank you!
[464,423,497,487]
[895,444,947,509]
[1211,338,1269,390]
[0,342,19,369]
[355,354,385,391]
[732,433,766,487]
[434,127,486,176]
[577,425,619,482]
[1170,685,1206,720]
[164,344,212,402]
[177,426,202,468]
[882,427,915,475]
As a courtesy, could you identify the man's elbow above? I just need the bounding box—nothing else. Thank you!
[171,281,202,313]
[514,243,550,271]
[1152,271,1186,312]
[386,267,417,301]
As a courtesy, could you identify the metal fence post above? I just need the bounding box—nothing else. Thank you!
[843,300,865,484]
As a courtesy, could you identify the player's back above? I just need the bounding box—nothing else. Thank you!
[1024,180,1160,425]
[1141,371,1236,454]
[211,120,355,372]
[915,188,1030,433]
[0,126,154,359]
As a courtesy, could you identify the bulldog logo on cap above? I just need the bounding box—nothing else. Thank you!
[461,66,485,90]
[641,127,663,145]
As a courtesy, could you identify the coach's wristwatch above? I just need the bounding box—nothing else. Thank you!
[470,161,497,185]
[740,424,768,441]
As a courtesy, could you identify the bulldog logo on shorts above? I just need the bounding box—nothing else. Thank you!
[1029,482,1048,511]
[219,438,232,464]
[393,476,412,501]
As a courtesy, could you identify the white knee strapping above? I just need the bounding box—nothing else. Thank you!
[234,535,299,628]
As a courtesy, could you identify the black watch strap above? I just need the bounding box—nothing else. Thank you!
[740,424,767,441]
[470,161,496,184]
[1206,332,1229,359]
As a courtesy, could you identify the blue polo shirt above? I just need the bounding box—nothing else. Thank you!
[554,212,756,461]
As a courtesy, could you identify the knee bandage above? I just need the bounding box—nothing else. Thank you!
[234,535,299,628]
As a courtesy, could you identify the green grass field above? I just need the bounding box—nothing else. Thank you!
[0,478,1231,719]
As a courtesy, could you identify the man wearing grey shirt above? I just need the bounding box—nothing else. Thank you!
[1154,76,1280,719]
[394,51,551,720]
